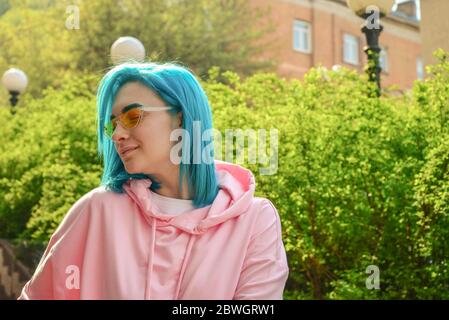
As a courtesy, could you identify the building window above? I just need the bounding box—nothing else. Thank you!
[417,58,424,80]
[379,48,388,73]
[343,33,359,65]
[293,20,311,53]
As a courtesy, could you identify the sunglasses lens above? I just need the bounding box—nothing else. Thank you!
[122,108,142,128]
[103,108,142,138]
[104,121,114,138]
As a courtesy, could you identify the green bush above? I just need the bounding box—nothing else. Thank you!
[0,74,101,241]
[1,52,449,299]
[204,53,449,299]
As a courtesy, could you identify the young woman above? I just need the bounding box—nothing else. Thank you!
[19,62,289,299]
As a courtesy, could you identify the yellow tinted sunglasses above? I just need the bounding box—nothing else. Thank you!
[104,103,172,138]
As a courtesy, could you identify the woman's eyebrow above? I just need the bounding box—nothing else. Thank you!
[110,103,143,119]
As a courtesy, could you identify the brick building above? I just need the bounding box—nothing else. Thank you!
[420,0,449,66]
[252,0,422,90]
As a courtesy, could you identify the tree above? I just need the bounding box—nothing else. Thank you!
[0,0,275,106]
[0,4,77,105]
[70,0,275,76]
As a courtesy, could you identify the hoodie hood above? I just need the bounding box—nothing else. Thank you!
[123,160,256,234]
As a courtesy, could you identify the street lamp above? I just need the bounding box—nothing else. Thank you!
[110,36,146,65]
[332,64,343,72]
[2,68,28,115]
[346,0,395,96]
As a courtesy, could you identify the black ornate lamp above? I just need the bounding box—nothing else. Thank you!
[346,0,395,96]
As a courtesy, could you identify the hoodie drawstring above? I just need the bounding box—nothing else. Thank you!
[174,234,196,299]
[145,218,197,300]
[144,219,156,299]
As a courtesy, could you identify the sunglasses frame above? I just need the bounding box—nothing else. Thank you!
[104,105,173,138]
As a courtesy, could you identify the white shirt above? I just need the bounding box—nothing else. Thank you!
[149,190,196,215]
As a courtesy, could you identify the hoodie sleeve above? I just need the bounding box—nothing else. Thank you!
[17,191,93,300]
[234,199,289,300]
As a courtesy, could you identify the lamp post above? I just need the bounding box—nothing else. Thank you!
[1,68,28,115]
[110,36,146,65]
[346,0,395,96]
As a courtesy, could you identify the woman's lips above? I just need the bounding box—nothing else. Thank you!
[122,147,139,158]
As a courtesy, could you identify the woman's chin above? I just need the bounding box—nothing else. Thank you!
[124,164,141,174]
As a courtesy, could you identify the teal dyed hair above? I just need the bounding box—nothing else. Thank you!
[96,62,219,208]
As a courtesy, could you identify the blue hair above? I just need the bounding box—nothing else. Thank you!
[96,62,219,208]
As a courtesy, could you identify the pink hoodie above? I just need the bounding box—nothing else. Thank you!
[18,160,289,300]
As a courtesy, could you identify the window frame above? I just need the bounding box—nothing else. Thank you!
[379,47,389,74]
[343,33,360,66]
[416,57,424,80]
[293,19,312,54]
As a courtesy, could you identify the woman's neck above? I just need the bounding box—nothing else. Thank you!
[149,165,192,200]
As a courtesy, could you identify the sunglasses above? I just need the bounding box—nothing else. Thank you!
[104,103,173,138]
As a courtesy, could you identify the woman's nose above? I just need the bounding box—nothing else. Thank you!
[111,122,129,141]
